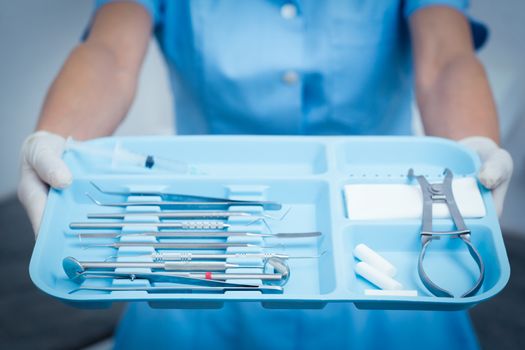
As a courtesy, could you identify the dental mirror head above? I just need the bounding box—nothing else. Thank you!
[264,257,290,286]
[63,256,86,282]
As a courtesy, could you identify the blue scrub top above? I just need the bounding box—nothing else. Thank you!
[92,0,481,349]
[96,0,473,136]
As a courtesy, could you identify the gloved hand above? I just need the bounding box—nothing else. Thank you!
[460,136,513,217]
[18,131,73,236]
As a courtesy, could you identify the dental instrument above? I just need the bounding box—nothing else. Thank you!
[66,270,258,287]
[355,262,403,290]
[74,231,322,239]
[87,182,282,210]
[62,257,256,272]
[86,209,288,221]
[69,285,284,294]
[353,243,397,277]
[408,168,485,298]
[86,193,282,211]
[64,257,290,286]
[70,270,286,284]
[84,242,254,249]
[69,221,229,230]
[147,251,325,262]
[104,251,326,262]
[65,270,267,288]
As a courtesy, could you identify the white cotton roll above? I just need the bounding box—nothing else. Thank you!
[355,262,403,290]
[353,243,397,277]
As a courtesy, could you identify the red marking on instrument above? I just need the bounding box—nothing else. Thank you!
[205,272,212,280]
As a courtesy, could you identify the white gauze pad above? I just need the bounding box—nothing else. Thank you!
[344,177,485,220]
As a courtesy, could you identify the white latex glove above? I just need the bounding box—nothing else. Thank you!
[460,136,513,217]
[18,131,73,236]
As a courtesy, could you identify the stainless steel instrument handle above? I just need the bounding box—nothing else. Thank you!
[70,221,229,230]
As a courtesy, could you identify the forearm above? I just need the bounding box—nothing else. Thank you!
[416,53,500,143]
[37,42,137,140]
[36,2,152,140]
[410,6,500,144]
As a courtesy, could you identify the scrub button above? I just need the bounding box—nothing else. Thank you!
[280,3,297,20]
[282,70,299,85]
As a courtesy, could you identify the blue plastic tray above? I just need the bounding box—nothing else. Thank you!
[29,136,510,310]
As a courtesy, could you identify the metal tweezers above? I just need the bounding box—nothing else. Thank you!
[87,182,282,210]
[408,168,485,298]
[70,285,283,294]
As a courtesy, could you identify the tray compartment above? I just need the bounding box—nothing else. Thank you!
[31,178,337,302]
[343,222,503,300]
[336,137,479,177]
[64,137,328,176]
[250,180,336,296]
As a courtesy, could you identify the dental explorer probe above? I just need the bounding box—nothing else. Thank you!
[69,221,229,230]
[86,210,287,220]
[74,231,322,239]
[84,242,254,249]
[151,251,325,261]
[111,251,327,262]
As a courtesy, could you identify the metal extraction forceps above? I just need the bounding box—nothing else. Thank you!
[408,168,485,298]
